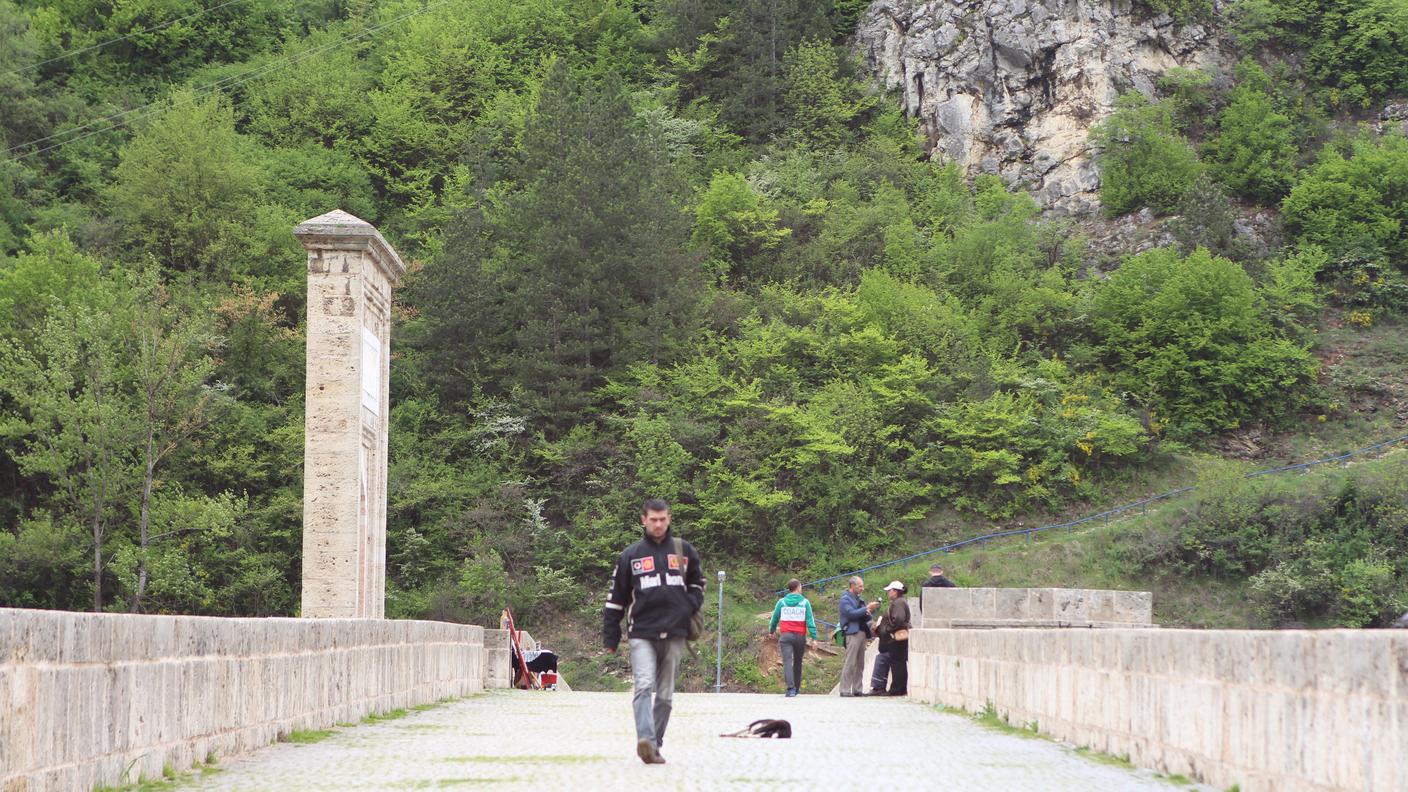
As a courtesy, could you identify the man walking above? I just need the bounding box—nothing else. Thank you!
[603,499,706,765]
[838,576,878,697]
[768,578,817,697]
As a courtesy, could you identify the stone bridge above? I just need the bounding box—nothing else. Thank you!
[133,690,1207,791]
[3,597,1403,792]
[2,213,1403,792]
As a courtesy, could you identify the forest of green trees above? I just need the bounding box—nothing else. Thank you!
[1,0,1405,629]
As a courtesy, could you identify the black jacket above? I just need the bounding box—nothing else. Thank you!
[922,574,956,588]
[602,528,705,649]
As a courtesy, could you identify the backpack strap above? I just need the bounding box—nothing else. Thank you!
[673,536,701,659]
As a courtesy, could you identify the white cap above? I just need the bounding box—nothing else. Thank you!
[883,580,906,592]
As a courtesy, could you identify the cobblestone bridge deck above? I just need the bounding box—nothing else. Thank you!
[174,691,1203,791]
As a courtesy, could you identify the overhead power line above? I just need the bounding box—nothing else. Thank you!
[3,0,454,163]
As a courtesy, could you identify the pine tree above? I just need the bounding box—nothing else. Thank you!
[413,64,705,426]
[660,0,833,141]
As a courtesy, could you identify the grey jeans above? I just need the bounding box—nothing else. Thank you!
[778,632,807,690]
[627,637,685,747]
[840,630,869,695]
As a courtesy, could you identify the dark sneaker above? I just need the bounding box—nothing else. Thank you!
[637,738,664,764]
[785,688,798,697]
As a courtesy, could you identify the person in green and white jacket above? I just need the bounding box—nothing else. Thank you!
[768,578,818,697]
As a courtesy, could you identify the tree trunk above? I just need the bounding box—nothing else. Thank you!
[91,510,103,612]
[90,454,107,613]
[90,377,108,612]
[133,425,155,613]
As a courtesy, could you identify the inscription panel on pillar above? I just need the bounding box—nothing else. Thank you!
[361,327,381,420]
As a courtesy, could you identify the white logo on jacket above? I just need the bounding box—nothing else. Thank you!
[639,574,661,589]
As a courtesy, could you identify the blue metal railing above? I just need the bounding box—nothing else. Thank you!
[784,433,1408,597]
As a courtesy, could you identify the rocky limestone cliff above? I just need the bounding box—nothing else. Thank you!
[856,0,1230,214]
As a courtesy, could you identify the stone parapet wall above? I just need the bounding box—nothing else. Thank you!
[0,609,498,792]
[907,628,1407,792]
[921,587,1152,628]
[944,619,1159,630]
[482,629,511,690]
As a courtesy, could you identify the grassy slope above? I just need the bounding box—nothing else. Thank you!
[538,318,1406,691]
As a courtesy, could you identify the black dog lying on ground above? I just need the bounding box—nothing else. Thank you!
[720,719,792,738]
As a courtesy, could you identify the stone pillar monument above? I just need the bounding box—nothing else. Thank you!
[294,210,404,618]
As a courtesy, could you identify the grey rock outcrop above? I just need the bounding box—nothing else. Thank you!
[1377,102,1408,136]
[856,0,1229,213]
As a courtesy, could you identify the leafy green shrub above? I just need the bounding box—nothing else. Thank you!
[1089,247,1318,437]
[1156,67,1214,134]
[1272,0,1408,107]
[930,177,1079,350]
[1203,62,1298,202]
[261,143,377,222]
[0,515,89,610]
[918,363,1147,517]
[1249,542,1404,627]
[1226,0,1276,51]
[1092,93,1203,216]
[1259,246,1327,341]
[1127,455,1408,627]
[107,90,264,276]
[1136,0,1212,23]
[1170,176,1260,261]
[1281,134,1408,270]
[1335,549,1402,627]
[1248,559,1325,623]
[692,171,790,281]
[781,39,875,148]
[448,547,511,625]
[602,276,1146,546]
[854,269,981,375]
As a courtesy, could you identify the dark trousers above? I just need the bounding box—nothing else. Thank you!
[778,632,806,690]
[887,640,908,694]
